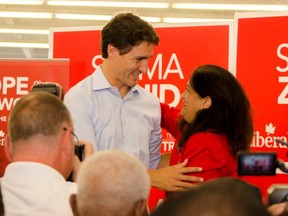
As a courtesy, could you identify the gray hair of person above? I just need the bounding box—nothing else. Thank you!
[76,149,150,215]
[8,91,72,152]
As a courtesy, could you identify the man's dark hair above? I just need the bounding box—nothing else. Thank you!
[152,177,269,216]
[101,12,159,58]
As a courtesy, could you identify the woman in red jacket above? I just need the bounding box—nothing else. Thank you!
[161,64,253,190]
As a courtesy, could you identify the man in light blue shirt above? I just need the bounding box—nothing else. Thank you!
[64,65,161,169]
[64,12,203,192]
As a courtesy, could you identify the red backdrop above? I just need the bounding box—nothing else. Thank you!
[234,12,288,200]
[0,59,70,176]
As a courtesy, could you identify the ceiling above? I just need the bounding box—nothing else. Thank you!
[0,0,288,59]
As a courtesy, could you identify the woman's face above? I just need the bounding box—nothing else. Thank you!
[180,80,207,123]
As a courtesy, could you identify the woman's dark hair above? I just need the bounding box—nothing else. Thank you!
[178,65,253,156]
[101,12,160,58]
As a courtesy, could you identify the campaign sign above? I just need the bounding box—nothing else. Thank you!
[233,12,288,200]
[0,59,70,176]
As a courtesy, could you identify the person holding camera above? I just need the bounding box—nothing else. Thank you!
[0,92,82,216]
[64,11,203,192]
[159,64,254,195]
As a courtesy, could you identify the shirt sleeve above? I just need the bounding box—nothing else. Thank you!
[149,102,162,169]
[64,88,98,150]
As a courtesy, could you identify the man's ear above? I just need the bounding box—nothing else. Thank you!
[70,194,79,216]
[107,44,118,58]
[62,128,73,155]
[134,199,148,216]
[4,135,12,162]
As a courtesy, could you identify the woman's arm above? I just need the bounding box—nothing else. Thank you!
[181,132,234,181]
[160,103,180,138]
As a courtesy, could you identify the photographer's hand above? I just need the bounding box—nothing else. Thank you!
[80,140,94,159]
[72,140,94,181]
[267,202,288,216]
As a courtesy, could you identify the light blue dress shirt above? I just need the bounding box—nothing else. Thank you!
[64,66,162,169]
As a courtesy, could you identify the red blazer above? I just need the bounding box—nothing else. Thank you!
[160,103,237,182]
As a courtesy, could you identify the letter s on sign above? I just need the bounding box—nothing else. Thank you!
[276,43,288,73]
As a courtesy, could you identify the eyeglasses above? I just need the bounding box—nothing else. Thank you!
[63,127,79,145]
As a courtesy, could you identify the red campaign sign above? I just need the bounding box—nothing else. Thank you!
[234,12,288,200]
[0,59,70,176]
[51,23,231,211]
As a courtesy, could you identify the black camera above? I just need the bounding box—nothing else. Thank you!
[237,139,288,206]
[238,151,288,206]
[31,82,64,100]
[75,144,85,161]
[238,139,288,176]
[237,151,278,176]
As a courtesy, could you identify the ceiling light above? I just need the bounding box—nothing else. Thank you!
[172,3,288,11]
[48,1,169,8]
[141,17,161,23]
[0,12,53,19]
[0,0,43,5]
[0,42,49,48]
[0,29,49,34]
[55,13,161,22]
[163,17,232,23]
[55,14,112,21]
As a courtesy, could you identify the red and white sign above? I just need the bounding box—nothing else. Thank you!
[0,59,70,176]
[233,12,288,199]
